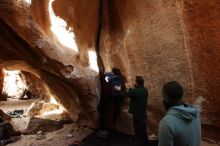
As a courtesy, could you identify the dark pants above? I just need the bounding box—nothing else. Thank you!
[112,96,123,123]
[133,116,148,146]
[98,95,111,129]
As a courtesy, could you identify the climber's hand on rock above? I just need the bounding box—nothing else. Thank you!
[114,85,121,91]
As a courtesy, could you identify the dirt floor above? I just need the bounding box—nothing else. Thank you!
[7,124,92,146]
[6,125,219,146]
[0,98,39,132]
[0,99,219,146]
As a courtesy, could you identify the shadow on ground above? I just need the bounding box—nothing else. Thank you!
[70,129,158,146]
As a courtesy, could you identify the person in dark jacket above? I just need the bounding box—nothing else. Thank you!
[115,76,148,146]
[110,68,125,124]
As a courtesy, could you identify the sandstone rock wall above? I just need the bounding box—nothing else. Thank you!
[100,0,220,141]
[0,68,5,101]
[180,0,220,140]
[100,0,192,134]
[21,71,50,100]
[52,0,100,66]
[0,0,100,127]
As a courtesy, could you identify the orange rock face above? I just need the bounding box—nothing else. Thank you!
[100,0,220,141]
[100,0,192,135]
[181,0,220,141]
[0,68,5,101]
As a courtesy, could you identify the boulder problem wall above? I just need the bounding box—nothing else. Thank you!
[100,0,220,141]
[100,0,192,134]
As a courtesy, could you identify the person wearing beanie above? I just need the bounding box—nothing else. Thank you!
[158,81,201,146]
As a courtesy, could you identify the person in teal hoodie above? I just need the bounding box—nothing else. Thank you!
[115,76,148,146]
[159,81,201,146]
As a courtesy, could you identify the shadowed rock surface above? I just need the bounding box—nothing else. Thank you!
[24,117,63,134]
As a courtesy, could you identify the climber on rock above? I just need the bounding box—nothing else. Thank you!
[96,69,125,138]
[110,68,125,125]
[158,81,201,146]
[115,76,149,146]
[97,71,113,133]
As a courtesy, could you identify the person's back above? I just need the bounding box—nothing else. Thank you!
[115,76,149,146]
[111,75,125,97]
[159,81,201,146]
[159,104,201,146]
[129,86,148,119]
[110,68,125,124]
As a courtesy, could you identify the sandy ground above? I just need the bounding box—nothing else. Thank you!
[6,125,218,146]
[0,99,219,146]
[7,124,92,146]
[0,98,39,132]
[0,99,92,146]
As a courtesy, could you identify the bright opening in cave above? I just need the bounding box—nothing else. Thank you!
[0,69,71,137]
[50,96,59,105]
[24,0,32,5]
[2,69,26,99]
[88,50,99,72]
[39,95,67,116]
[49,0,78,52]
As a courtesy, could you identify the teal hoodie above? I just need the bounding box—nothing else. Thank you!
[158,104,201,146]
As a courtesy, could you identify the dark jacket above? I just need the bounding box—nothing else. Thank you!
[110,75,125,97]
[121,86,148,119]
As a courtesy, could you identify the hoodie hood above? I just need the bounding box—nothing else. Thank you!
[167,104,199,120]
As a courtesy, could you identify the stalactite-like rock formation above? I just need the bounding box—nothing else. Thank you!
[0,0,100,127]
